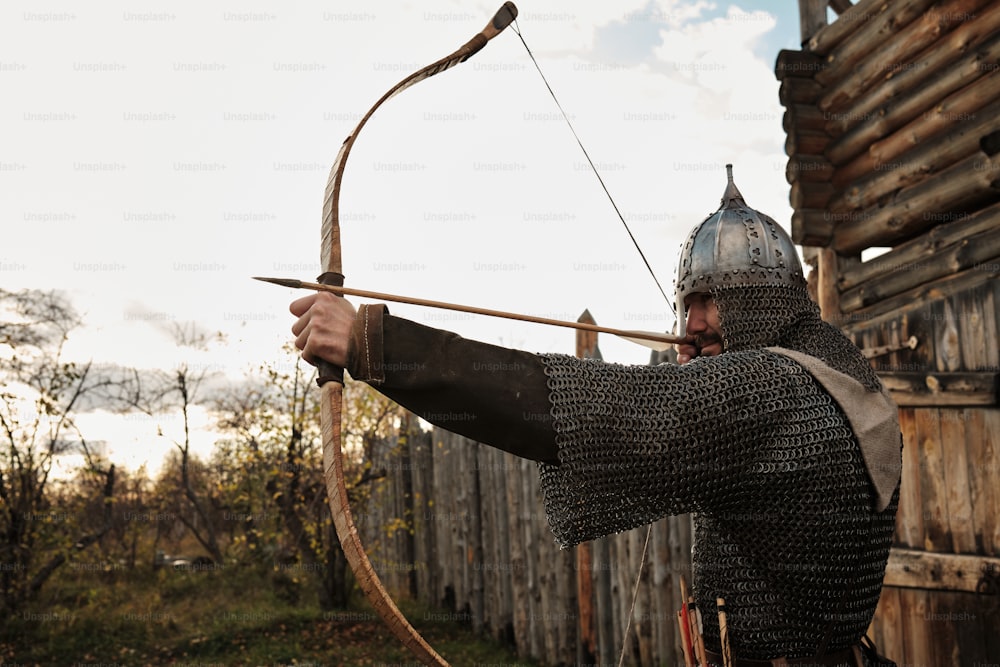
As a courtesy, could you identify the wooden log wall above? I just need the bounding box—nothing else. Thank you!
[784,2,1000,664]
[829,225,1000,666]
[778,0,1000,258]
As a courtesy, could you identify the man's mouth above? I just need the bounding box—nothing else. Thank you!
[696,335,722,355]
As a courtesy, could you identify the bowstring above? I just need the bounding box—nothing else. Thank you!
[510,18,676,318]
[511,19,661,667]
[617,525,652,667]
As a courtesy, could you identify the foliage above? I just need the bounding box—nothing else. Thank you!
[209,348,409,608]
[1,290,485,661]
[1,556,544,666]
[0,289,118,619]
[112,322,229,565]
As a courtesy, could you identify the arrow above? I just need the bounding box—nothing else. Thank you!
[254,276,684,351]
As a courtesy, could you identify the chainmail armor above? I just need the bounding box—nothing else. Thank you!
[536,276,899,660]
[713,281,882,392]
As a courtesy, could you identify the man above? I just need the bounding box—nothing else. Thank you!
[290,166,901,666]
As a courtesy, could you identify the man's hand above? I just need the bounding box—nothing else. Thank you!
[676,338,699,365]
[290,292,358,368]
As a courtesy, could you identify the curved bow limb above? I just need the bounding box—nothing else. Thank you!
[316,5,517,666]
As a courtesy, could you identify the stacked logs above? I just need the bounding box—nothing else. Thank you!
[776,0,1000,316]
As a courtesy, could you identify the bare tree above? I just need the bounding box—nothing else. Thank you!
[0,289,117,618]
[211,349,403,609]
[112,322,225,564]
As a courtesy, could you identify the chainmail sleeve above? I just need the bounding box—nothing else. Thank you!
[537,348,834,544]
[536,348,898,660]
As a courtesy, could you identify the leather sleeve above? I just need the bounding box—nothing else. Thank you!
[347,304,559,463]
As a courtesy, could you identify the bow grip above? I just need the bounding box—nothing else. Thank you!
[315,271,346,387]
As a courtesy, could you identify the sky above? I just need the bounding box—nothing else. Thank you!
[1,0,807,473]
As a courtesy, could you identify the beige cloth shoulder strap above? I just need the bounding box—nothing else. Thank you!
[767,347,902,512]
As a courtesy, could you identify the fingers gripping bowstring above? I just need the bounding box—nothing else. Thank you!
[511,18,659,667]
[510,19,675,317]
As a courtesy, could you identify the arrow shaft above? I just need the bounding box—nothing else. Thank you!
[259,277,683,347]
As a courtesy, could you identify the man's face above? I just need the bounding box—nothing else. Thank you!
[683,292,723,358]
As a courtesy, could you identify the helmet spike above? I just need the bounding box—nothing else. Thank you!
[720,163,745,209]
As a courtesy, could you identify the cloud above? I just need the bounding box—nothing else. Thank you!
[4,1,798,471]
[5,0,791,322]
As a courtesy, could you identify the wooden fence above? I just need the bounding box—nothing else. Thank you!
[359,414,694,666]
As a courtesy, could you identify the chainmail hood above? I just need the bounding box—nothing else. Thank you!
[676,165,880,391]
[713,283,882,392]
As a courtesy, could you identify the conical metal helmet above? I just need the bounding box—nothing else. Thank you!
[675,164,803,337]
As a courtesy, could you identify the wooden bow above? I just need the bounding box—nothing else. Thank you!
[316,5,517,665]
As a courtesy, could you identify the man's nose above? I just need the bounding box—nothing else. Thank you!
[685,304,705,334]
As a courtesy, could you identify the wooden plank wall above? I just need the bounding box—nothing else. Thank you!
[783,2,1000,664]
[868,407,1000,667]
[843,277,1000,665]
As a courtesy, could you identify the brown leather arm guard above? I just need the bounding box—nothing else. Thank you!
[346,304,559,463]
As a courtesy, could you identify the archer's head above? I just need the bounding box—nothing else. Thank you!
[675,164,815,356]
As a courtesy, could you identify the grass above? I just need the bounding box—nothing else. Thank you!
[1,563,545,667]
